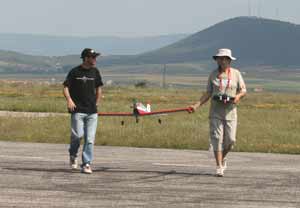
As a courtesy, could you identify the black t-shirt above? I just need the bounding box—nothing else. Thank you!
[63,65,103,114]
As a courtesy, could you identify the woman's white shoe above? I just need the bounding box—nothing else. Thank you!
[216,166,224,177]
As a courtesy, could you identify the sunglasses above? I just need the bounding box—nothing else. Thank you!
[87,56,97,59]
[216,56,230,60]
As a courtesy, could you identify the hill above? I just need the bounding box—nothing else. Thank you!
[0,33,188,56]
[1,17,300,73]
[101,17,300,67]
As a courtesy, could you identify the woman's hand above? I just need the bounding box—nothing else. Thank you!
[189,92,211,112]
[233,92,246,104]
[233,96,240,104]
[190,102,201,113]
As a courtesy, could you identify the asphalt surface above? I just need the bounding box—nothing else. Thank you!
[0,141,299,208]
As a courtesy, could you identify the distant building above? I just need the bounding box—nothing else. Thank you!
[106,80,113,86]
[253,87,264,92]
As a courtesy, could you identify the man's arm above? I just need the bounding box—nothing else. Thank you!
[63,86,76,112]
[95,87,102,106]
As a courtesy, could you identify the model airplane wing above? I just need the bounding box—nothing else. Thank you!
[98,112,134,116]
[98,100,193,124]
[137,107,193,116]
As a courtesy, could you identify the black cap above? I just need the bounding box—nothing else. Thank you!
[80,48,101,59]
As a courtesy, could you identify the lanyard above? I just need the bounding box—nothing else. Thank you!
[218,68,231,92]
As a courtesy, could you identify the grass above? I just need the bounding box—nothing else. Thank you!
[0,81,299,154]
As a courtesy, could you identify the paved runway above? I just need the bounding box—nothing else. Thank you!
[0,141,299,208]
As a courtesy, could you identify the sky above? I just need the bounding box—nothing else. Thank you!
[0,0,299,37]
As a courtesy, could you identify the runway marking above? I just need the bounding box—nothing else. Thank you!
[0,155,43,160]
[0,155,43,159]
[152,163,207,167]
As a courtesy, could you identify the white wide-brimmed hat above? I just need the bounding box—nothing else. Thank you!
[213,48,236,61]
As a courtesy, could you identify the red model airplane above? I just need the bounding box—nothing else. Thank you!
[98,99,193,124]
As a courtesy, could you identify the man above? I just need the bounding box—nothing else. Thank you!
[63,48,103,174]
[191,49,246,177]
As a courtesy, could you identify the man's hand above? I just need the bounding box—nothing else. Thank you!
[63,87,76,112]
[95,87,102,108]
[67,99,76,112]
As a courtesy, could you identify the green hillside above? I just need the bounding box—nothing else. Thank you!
[1,17,300,73]
[101,17,300,68]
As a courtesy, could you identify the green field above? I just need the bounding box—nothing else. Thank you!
[1,63,300,92]
[0,81,299,154]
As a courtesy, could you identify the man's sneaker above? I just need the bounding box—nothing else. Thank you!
[70,156,78,170]
[222,158,228,171]
[216,166,224,177]
[81,164,92,174]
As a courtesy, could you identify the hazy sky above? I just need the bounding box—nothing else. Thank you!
[0,0,299,37]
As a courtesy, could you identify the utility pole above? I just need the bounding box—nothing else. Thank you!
[258,0,262,18]
[276,8,279,19]
[162,64,167,89]
[248,0,251,17]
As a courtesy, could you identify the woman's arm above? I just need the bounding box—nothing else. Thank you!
[190,92,212,112]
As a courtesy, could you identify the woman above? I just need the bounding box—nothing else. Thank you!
[191,49,247,177]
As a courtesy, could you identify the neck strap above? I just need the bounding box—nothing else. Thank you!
[218,68,231,91]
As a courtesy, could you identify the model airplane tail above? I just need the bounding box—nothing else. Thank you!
[136,102,151,114]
